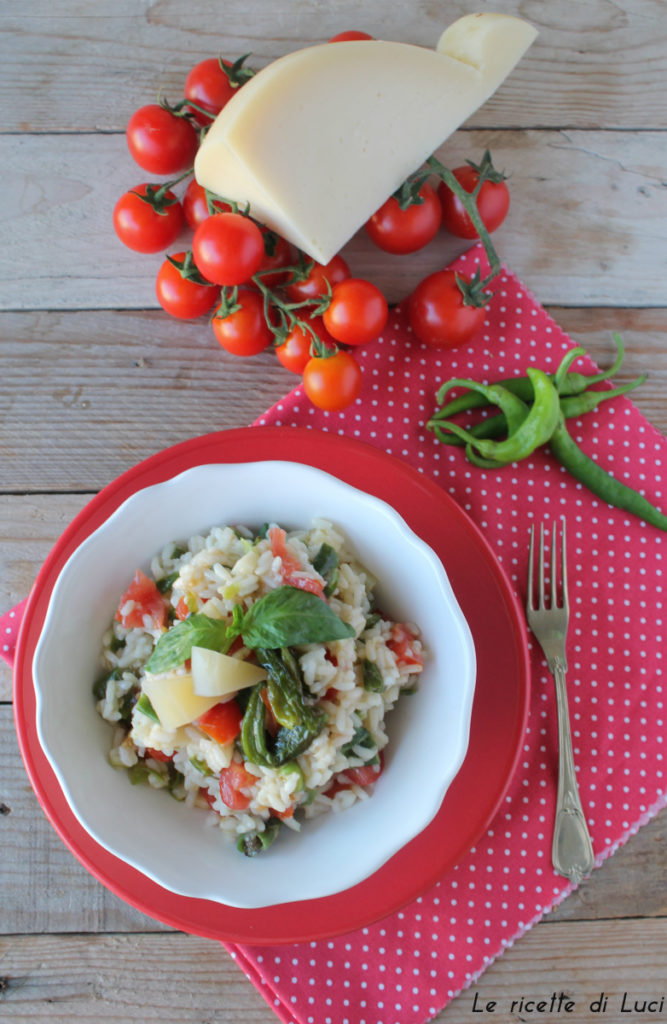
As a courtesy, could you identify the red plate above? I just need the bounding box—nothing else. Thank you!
[14,426,529,945]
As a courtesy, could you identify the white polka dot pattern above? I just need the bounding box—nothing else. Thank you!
[238,248,666,1023]
[3,249,664,1024]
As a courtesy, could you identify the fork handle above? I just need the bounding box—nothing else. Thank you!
[551,659,595,884]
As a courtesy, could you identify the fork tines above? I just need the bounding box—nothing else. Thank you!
[528,518,568,613]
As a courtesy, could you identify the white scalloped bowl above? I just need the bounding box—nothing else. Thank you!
[33,461,475,908]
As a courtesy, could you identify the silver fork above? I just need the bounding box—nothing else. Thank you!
[527,519,594,885]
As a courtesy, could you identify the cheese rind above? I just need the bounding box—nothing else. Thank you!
[194,14,537,264]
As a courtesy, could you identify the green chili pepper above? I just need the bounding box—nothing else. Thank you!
[549,419,667,532]
[255,647,307,730]
[240,683,326,768]
[432,375,647,447]
[237,819,281,857]
[431,334,626,420]
[436,368,561,469]
[362,658,385,693]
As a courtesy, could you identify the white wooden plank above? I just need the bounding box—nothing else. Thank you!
[2,130,665,311]
[0,921,666,1022]
[1,0,665,131]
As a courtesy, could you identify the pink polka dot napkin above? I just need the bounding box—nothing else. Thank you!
[226,245,666,1023]
[3,245,665,1024]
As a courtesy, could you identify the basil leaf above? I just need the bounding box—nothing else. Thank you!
[241,586,355,649]
[145,614,230,673]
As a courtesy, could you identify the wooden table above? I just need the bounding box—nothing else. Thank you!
[2,1,665,1019]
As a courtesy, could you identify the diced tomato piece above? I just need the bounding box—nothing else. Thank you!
[115,569,169,630]
[196,700,243,745]
[284,573,325,596]
[328,754,384,796]
[323,686,340,701]
[270,804,295,820]
[219,761,257,810]
[199,786,217,809]
[387,623,424,670]
[175,596,190,620]
[268,526,325,597]
[269,526,302,574]
[145,747,172,763]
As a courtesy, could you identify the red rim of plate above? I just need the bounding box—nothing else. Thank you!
[13,426,530,945]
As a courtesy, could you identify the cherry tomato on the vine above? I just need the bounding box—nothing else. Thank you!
[113,184,184,254]
[256,230,294,288]
[126,104,199,175]
[302,350,363,411]
[285,254,350,303]
[302,349,364,411]
[328,30,374,42]
[365,182,441,255]
[182,180,231,230]
[323,278,388,347]
[438,165,510,240]
[155,252,220,320]
[211,288,274,356]
[192,212,265,286]
[184,57,240,125]
[275,317,335,375]
[408,269,486,350]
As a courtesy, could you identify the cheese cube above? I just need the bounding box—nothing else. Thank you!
[190,646,267,697]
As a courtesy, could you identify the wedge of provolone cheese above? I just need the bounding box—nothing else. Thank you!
[194,13,537,264]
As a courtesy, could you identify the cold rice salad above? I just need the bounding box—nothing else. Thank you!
[95,518,424,855]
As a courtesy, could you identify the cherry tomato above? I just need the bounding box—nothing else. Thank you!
[257,230,294,288]
[275,317,335,374]
[329,30,374,42]
[182,179,231,230]
[285,254,350,303]
[115,569,168,630]
[155,252,220,320]
[438,165,510,239]
[323,278,388,347]
[218,761,257,810]
[365,182,441,255]
[184,57,242,125]
[212,288,274,356]
[196,700,243,745]
[302,350,363,411]
[126,104,199,175]
[408,269,486,350]
[192,212,264,286]
[113,183,184,254]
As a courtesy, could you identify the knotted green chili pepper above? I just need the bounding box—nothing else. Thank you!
[433,368,561,469]
[430,333,627,422]
[432,375,646,448]
[426,342,666,532]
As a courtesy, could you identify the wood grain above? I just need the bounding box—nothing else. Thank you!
[0,921,665,1022]
[2,130,666,310]
[2,0,666,132]
[0,307,664,499]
